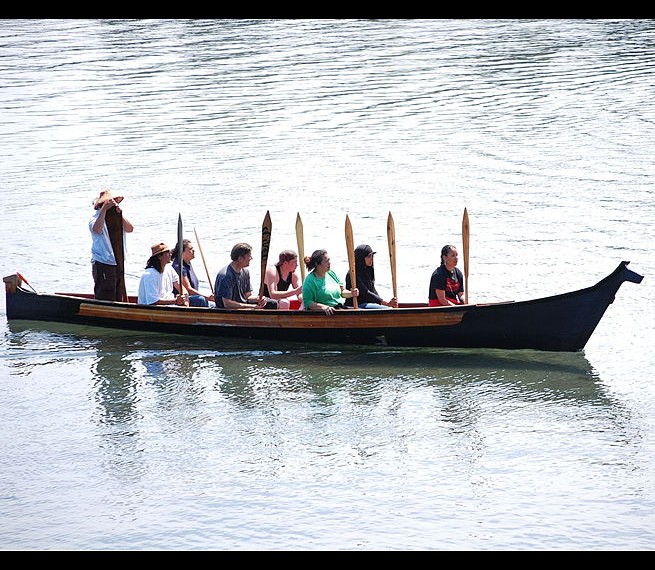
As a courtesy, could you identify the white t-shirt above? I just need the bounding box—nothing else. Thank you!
[137,265,179,305]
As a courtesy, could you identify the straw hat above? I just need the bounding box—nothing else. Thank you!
[93,189,124,210]
[150,242,171,257]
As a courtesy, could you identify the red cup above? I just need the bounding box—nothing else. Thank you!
[289,299,302,310]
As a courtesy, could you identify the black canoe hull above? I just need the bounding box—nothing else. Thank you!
[4,261,643,352]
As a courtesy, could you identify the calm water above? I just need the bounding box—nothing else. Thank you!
[1,19,654,550]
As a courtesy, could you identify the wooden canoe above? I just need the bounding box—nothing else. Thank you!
[3,261,643,352]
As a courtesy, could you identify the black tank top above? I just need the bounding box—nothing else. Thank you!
[263,265,292,297]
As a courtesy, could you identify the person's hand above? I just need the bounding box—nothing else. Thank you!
[351,288,359,298]
[388,296,398,308]
[324,305,334,316]
[256,296,267,309]
[175,294,189,306]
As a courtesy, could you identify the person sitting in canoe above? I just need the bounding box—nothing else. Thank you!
[214,243,277,309]
[345,244,397,309]
[137,242,189,306]
[302,249,358,315]
[263,249,303,310]
[172,238,215,307]
[428,244,465,306]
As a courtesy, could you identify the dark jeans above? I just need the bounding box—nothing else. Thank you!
[92,261,125,301]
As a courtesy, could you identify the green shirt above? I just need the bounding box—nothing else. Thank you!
[302,270,344,309]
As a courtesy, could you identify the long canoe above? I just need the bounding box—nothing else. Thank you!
[3,261,643,352]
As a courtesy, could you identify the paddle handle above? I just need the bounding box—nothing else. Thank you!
[194,227,214,295]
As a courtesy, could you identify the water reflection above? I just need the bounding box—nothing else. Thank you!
[3,320,630,469]
[4,319,610,404]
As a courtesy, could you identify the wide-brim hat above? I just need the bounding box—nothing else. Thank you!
[93,189,124,210]
[150,242,171,257]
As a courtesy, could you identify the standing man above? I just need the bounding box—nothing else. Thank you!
[89,189,134,301]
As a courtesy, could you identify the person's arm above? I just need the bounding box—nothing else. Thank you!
[111,202,133,233]
[171,272,189,305]
[154,296,188,306]
[457,269,465,304]
[340,285,358,300]
[436,289,459,306]
[265,267,301,300]
[290,272,303,297]
[307,299,336,314]
[263,266,286,300]
[91,203,112,234]
[435,289,451,306]
[182,274,202,297]
[356,274,382,304]
[222,297,251,309]
[222,291,265,309]
[121,215,134,233]
[247,291,268,308]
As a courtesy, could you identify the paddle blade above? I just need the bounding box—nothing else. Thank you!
[345,214,358,309]
[260,210,272,298]
[387,211,397,301]
[177,213,185,294]
[295,212,305,282]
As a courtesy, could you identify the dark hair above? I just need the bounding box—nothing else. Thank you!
[276,250,298,267]
[305,249,327,272]
[231,242,252,261]
[440,244,457,265]
[145,254,166,273]
[171,239,192,262]
[354,244,375,280]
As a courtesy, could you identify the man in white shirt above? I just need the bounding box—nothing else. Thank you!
[137,242,189,306]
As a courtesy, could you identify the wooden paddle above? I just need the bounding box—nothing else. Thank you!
[387,211,397,302]
[177,213,186,296]
[259,210,272,298]
[105,205,128,302]
[193,227,215,295]
[462,207,470,304]
[345,214,358,309]
[295,212,305,282]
